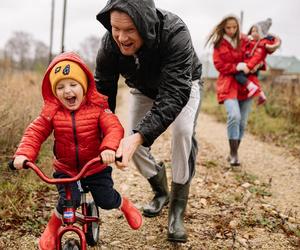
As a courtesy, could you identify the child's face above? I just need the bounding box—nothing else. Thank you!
[224,19,238,38]
[250,26,260,40]
[55,79,84,110]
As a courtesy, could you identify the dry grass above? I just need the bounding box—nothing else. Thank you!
[0,70,54,237]
[0,70,43,158]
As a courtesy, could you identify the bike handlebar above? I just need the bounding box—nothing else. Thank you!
[8,156,122,185]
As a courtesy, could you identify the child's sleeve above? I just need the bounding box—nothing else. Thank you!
[246,41,268,71]
[14,115,53,162]
[265,36,281,53]
[98,108,124,153]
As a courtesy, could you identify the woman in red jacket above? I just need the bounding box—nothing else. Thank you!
[12,52,142,250]
[206,15,260,167]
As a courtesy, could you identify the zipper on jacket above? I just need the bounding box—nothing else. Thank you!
[71,111,80,170]
[133,54,140,69]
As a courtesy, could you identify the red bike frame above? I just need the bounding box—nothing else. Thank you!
[24,157,105,250]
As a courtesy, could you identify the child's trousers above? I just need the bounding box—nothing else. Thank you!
[54,166,121,214]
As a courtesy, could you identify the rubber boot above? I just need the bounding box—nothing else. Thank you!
[167,182,190,243]
[120,197,143,230]
[38,211,62,250]
[143,162,169,217]
[228,139,241,162]
[229,139,240,166]
[246,81,258,98]
[257,91,267,105]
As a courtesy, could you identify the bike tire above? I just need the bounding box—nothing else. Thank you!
[85,201,100,246]
[62,238,80,250]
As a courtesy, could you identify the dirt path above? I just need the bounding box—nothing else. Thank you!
[1,87,299,249]
[197,112,300,214]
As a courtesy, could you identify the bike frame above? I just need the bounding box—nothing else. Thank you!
[23,157,105,250]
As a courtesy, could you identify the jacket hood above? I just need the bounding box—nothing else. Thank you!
[42,52,104,108]
[96,0,159,48]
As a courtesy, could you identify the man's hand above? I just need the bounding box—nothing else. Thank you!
[100,149,116,164]
[14,155,28,170]
[115,133,144,170]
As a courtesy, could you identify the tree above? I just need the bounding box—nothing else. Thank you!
[78,35,101,71]
[33,40,49,71]
[5,31,33,70]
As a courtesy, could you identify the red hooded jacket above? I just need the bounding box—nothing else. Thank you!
[14,52,124,177]
[213,35,260,104]
[244,36,276,71]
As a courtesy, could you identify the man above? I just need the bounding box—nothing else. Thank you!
[95,0,202,242]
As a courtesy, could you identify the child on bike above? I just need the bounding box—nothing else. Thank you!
[235,18,281,104]
[12,52,142,250]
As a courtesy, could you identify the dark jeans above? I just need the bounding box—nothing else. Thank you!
[235,71,248,85]
[54,166,121,214]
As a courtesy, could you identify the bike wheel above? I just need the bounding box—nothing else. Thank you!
[85,201,100,246]
[62,238,80,250]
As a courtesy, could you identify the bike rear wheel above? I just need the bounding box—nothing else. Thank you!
[85,201,100,246]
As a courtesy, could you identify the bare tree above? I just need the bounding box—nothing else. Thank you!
[78,35,101,71]
[33,40,49,71]
[5,31,33,70]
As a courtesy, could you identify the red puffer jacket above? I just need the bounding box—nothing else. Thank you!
[244,36,276,71]
[213,35,260,104]
[14,52,124,177]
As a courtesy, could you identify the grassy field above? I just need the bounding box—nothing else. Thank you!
[0,70,55,235]
[0,71,43,155]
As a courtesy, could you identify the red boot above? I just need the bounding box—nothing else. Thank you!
[257,91,267,105]
[120,197,142,230]
[246,81,258,98]
[38,211,62,250]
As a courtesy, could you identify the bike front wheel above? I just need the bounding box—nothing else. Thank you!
[62,238,80,250]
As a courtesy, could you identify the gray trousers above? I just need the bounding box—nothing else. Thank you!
[129,81,202,184]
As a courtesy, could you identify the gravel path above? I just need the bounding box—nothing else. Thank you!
[1,87,299,249]
[197,112,300,214]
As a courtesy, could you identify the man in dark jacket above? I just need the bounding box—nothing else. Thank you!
[95,0,203,242]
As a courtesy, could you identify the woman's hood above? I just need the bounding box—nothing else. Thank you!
[96,0,159,48]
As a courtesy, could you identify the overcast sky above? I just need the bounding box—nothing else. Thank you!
[1,0,300,59]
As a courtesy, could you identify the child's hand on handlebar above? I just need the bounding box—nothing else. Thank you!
[100,149,116,164]
[14,155,28,169]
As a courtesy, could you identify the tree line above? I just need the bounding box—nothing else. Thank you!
[0,31,101,72]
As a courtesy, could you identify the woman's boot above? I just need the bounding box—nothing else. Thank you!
[120,197,143,230]
[143,163,169,217]
[229,139,240,166]
[167,182,190,243]
[38,210,62,250]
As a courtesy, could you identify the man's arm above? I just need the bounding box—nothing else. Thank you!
[134,24,196,147]
[94,33,120,112]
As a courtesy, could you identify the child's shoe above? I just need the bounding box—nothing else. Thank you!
[120,197,143,230]
[38,211,62,250]
[246,81,258,98]
[257,91,267,105]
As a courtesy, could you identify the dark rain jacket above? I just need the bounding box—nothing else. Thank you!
[95,0,202,147]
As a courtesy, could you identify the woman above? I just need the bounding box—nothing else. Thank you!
[206,15,259,167]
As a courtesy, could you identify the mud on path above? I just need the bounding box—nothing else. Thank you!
[1,87,299,249]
